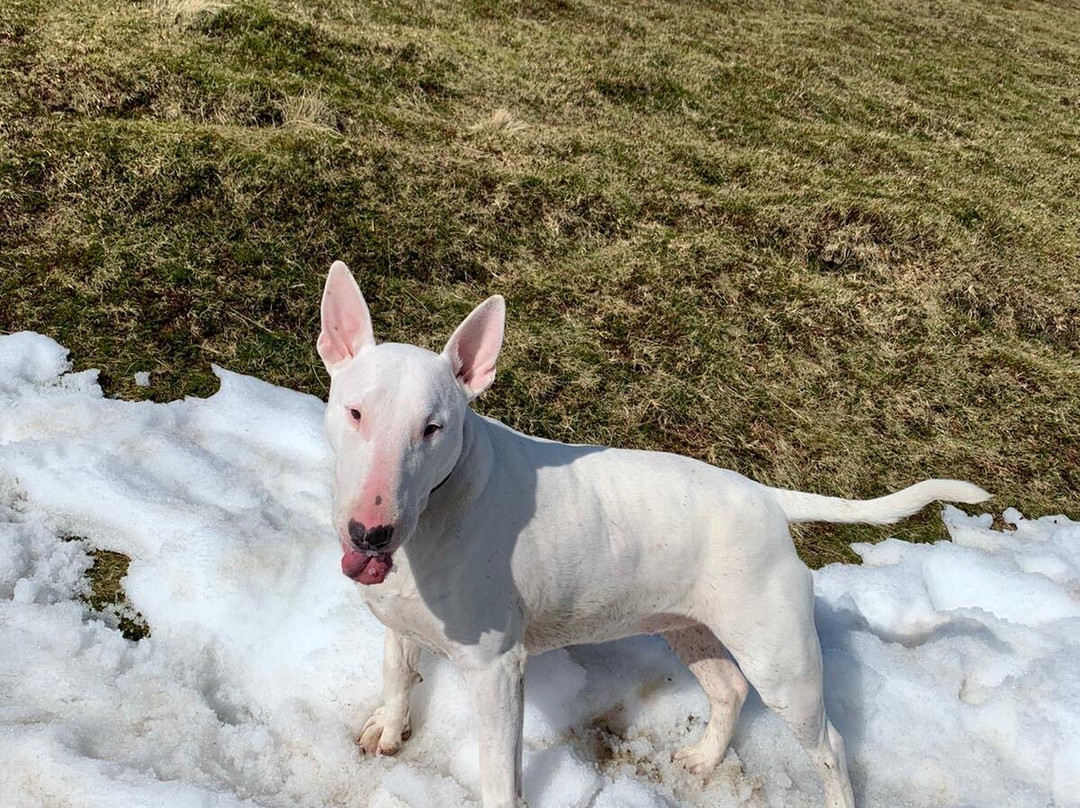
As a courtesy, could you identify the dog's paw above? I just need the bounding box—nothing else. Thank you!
[358,705,411,756]
[673,737,724,776]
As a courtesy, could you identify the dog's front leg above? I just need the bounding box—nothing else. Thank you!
[462,646,528,808]
[359,630,421,756]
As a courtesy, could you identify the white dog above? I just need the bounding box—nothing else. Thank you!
[317,261,988,808]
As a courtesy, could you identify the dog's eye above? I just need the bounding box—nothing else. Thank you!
[348,408,362,423]
[423,423,442,438]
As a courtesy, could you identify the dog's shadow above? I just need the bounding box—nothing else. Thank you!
[405,601,887,802]
[511,630,855,803]
[513,596,1000,805]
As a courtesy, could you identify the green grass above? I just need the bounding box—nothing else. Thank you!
[62,535,151,640]
[81,547,150,640]
[3,0,1079,584]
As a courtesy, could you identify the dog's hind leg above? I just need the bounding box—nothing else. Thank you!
[751,677,854,808]
[663,624,749,774]
[359,630,422,756]
[703,557,855,808]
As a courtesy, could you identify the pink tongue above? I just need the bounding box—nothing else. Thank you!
[341,551,393,585]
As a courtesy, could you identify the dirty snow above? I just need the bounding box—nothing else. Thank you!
[1,331,1077,808]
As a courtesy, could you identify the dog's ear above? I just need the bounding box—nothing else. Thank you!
[318,261,375,373]
[442,295,506,400]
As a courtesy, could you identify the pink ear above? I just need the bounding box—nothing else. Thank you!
[442,296,506,399]
[317,261,375,372]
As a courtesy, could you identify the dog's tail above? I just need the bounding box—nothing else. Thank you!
[769,479,990,525]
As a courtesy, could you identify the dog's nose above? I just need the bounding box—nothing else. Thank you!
[348,520,367,547]
[348,520,394,551]
[366,525,393,549]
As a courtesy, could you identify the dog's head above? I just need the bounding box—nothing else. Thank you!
[317,261,505,584]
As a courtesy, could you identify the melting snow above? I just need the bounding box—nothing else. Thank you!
[1,332,1078,807]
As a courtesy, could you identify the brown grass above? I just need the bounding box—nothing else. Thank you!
[2,0,1079,579]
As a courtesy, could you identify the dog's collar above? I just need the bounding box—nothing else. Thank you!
[429,415,472,496]
[429,448,461,495]
[430,468,453,494]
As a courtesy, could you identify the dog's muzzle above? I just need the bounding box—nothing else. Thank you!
[342,521,395,586]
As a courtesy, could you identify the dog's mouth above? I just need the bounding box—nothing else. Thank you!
[341,550,393,585]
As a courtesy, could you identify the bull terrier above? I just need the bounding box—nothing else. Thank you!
[317,261,988,808]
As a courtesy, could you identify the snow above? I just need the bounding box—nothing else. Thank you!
[1,330,1078,808]
[133,372,151,387]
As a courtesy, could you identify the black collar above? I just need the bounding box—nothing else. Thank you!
[430,416,471,496]
[430,468,454,494]
[430,445,461,494]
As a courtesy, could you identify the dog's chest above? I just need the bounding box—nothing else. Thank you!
[361,581,452,656]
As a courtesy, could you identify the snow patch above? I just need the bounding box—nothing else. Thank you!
[1,332,1078,807]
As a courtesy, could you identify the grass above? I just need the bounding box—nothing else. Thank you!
[81,548,151,640]
[2,0,1079,600]
[62,535,151,640]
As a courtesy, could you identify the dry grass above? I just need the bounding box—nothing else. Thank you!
[2,0,1079,580]
[151,0,232,27]
[468,107,530,136]
[281,90,337,131]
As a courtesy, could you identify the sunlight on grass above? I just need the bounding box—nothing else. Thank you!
[2,0,1078,573]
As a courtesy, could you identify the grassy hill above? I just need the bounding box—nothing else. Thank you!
[2,0,1079,569]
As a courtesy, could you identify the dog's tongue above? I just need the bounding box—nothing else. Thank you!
[341,551,393,585]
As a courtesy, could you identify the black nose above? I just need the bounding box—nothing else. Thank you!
[348,520,394,551]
